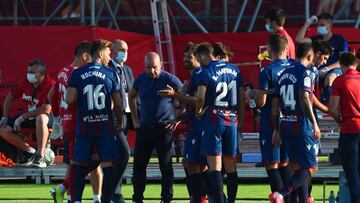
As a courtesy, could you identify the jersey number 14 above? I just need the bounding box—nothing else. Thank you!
[280,84,296,110]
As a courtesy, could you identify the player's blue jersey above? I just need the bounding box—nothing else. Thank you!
[258,58,297,122]
[184,67,202,131]
[69,62,121,137]
[275,62,313,134]
[198,60,243,126]
[309,64,319,94]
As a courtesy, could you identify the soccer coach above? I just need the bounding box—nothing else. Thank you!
[128,52,183,203]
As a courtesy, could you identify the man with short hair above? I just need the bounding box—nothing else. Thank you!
[296,13,349,104]
[158,42,209,202]
[108,39,133,203]
[270,46,320,203]
[66,39,123,203]
[195,42,244,203]
[0,60,55,168]
[49,41,103,203]
[329,53,360,203]
[129,52,182,203]
[252,34,293,200]
[264,7,296,59]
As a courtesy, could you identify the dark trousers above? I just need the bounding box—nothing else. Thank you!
[339,133,360,203]
[132,125,174,203]
[113,131,130,195]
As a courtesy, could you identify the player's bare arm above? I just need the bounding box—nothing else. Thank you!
[313,95,328,113]
[300,91,321,140]
[195,85,207,118]
[128,88,140,129]
[255,89,267,107]
[158,84,196,105]
[271,97,281,147]
[65,87,77,104]
[111,91,123,132]
[21,104,52,120]
[328,95,342,123]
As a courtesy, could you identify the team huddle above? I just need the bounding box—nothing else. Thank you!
[0,6,360,203]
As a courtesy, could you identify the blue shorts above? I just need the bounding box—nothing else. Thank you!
[73,135,119,164]
[184,127,206,164]
[259,122,288,164]
[282,131,318,168]
[200,124,239,157]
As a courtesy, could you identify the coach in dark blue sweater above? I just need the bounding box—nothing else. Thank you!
[129,52,182,203]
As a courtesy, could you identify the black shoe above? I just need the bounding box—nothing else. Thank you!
[112,193,126,203]
[31,153,47,168]
[18,151,35,166]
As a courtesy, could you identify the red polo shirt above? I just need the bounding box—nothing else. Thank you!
[11,75,55,115]
[277,28,296,59]
[332,69,360,134]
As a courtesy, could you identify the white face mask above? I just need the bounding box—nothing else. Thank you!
[27,73,38,83]
[116,51,127,63]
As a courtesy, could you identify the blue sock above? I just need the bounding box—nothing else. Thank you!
[279,166,291,202]
[296,184,308,203]
[209,171,224,203]
[188,173,204,203]
[280,169,310,197]
[102,166,115,203]
[226,172,238,203]
[73,165,88,202]
[266,169,283,192]
[201,170,211,197]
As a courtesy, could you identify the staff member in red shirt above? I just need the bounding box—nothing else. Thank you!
[0,60,55,168]
[264,7,296,59]
[329,53,360,203]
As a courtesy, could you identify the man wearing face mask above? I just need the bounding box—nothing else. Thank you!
[0,60,55,168]
[264,7,296,59]
[296,13,349,104]
[108,39,132,203]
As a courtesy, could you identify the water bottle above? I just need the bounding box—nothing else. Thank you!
[329,190,336,203]
[245,85,256,109]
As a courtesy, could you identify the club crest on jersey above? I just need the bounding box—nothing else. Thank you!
[304,77,311,88]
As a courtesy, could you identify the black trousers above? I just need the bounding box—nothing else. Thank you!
[113,131,130,194]
[132,125,174,202]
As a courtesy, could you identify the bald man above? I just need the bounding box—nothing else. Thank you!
[108,39,133,203]
[129,52,182,203]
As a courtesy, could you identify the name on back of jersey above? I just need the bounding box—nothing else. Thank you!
[278,73,297,84]
[80,70,106,80]
[211,65,238,81]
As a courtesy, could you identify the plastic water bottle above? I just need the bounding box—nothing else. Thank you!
[245,86,256,109]
[329,190,336,203]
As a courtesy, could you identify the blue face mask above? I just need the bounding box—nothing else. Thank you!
[116,51,127,63]
[265,24,273,33]
[317,26,329,35]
